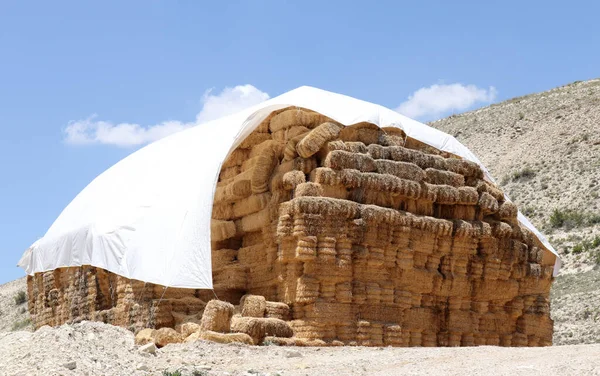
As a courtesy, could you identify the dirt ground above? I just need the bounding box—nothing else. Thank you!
[0,321,599,376]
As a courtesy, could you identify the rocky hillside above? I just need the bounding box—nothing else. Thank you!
[433,78,600,344]
[0,277,31,333]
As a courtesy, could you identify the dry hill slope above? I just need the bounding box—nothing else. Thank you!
[433,78,600,344]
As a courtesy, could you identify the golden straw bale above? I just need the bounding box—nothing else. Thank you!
[240,294,267,318]
[251,145,280,194]
[339,123,381,145]
[457,186,479,205]
[445,157,483,179]
[425,168,465,187]
[296,122,343,158]
[232,192,271,218]
[498,201,518,220]
[283,132,310,161]
[367,144,389,159]
[388,146,447,170]
[324,150,377,172]
[239,132,272,149]
[433,185,459,205]
[212,203,234,220]
[154,327,183,348]
[180,322,202,338]
[272,125,311,142]
[474,180,505,201]
[269,108,329,133]
[294,182,323,197]
[323,140,367,155]
[282,170,306,190]
[211,220,237,242]
[478,192,499,214]
[214,180,252,203]
[231,316,294,344]
[379,133,405,147]
[134,328,156,345]
[380,127,406,143]
[200,299,234,333]
[265,301,291,320]
[222,149,250,169]
[212,249,238,269]
[238,208,271,233]
[249,139,283,159]
[183,330,254,345]
[219,166,241,181]
[375,160,425,181]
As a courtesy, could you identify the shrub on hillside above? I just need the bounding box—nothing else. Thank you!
[549,208,600,229]
[13,290,26,306]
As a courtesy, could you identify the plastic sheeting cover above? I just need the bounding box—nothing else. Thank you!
[18,86,561,288]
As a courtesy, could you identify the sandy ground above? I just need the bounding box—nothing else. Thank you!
[0,321,599,376]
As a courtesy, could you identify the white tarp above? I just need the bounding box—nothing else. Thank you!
[18,86,560,288]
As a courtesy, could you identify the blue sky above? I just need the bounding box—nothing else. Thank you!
[1,0,598,284]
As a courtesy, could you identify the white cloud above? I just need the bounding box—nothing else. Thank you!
[64,85,270,147]
[396,83,497,120]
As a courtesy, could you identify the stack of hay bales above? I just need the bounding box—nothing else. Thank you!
[26,106,556,347]
[211,106,555,347]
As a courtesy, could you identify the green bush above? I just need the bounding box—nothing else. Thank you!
[549,208,600,229]
[11,318,31,331]
[162,371,182,376]
[511,167,536,182]
[13,290,27,306]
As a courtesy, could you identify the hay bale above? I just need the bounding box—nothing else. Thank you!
[214,180,252,203]
[375,160,425,181]
[296,122,343,158]
[479,192,499,214]
[425,168,465,187]
[239,132,272,149]
[232,192,271,218]
[231,316,294,344]
[222,149,250,169]
[134,328,156,345]
[498,201,518,220]
[339,123,381,145]
[269,109,329,132]
[211,220,237,242]
[445,157,483,178]
[324,150,377,172]
[154,327,183,348]
[284,132,310,161]
[457,186,479,205]
[180,322,202,338]
[282,170,306,190]
[265,301,291,321]
[294,182,324,197]
[200,300,234,333]
[184,330,254,345]
[251,144,280,194]
[240,294,267,318]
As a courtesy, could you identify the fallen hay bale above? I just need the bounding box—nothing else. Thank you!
[200,300,234,333]
[134,328,156,346]
[180,322,202,338]
[184,330,254,345]
[231,316,294,344]
[154,327,183,348]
